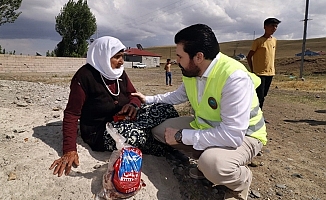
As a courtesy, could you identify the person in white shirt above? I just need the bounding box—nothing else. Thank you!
[133,24,267,200]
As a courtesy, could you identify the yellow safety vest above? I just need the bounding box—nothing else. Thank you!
[183,53,267,145]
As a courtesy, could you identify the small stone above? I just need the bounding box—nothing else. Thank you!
[276,191,283,196]
[93,164,101,169]
[248,161,258,167]
[52,107,60,111]
[5,135,14,139]
[276,183,286,189]
[16,102,28,107]
[7,171,17,181]
[251,190,261,198]
[291,173,303,178]
[13,129,25,133]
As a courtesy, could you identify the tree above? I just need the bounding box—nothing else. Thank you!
[46,50,56,57]
[0,0,22,26]
[54,0,96,57]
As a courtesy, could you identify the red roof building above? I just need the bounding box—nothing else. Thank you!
[125,48,161,57]
[124,48,161,68]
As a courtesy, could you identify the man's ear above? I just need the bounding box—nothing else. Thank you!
[193,52,204,64]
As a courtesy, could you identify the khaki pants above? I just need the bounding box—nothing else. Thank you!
[151,116,263,191]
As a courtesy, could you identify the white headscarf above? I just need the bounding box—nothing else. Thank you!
[86,36,126,80]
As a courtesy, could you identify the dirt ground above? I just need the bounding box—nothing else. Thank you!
[0,56,325,200]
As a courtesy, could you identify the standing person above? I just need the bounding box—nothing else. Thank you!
[133,24,267,200]
[164,58,172,86]
[247,18,281,112]
[49,36,178,177]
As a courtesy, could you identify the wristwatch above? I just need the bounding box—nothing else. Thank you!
[174,129,183,143]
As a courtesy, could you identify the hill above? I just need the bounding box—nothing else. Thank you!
[144,37,326,62]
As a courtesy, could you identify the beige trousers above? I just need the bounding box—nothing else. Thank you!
[151,116,263,191]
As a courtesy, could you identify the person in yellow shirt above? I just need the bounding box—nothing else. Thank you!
[247,18,281,113]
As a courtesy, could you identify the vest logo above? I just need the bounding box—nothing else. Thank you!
[208,97,218,109]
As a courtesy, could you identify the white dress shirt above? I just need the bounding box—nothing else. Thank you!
[146,53,254,150]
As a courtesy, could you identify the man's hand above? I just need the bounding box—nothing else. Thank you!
[131,92,146,104]
[247,50,255,72]
[49,151,79,177]
[164,127,180,145]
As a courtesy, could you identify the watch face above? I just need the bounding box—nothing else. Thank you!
[175,131,182,143]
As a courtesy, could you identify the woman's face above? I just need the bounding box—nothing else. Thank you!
[110,51,124,69]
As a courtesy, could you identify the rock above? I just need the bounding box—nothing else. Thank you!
[93,164,102,169]
[251,189,261,198]
[5,135,15,139]
[248,161,258,167]
[13,129,26,133]
[276,183,286,189]
[7,171,17,181]
[53,114,60,118]
[291,173,303,178]
[52,107,60,111]
[16,102,28,107]
[276,191,283,196]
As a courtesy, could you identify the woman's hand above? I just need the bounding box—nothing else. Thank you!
[49,151,79,177]
[117,103,138,119]
[131,92,146,103]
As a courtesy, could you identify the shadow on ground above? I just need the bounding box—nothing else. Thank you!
[32,120,184,200]
[315,110,326,114]
[283,119,326,126]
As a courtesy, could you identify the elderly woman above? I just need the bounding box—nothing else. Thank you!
[50,36,178,177]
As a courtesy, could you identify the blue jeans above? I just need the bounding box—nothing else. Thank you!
[165,72,172,85]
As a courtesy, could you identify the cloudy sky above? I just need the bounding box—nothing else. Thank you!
[0,0,325,56]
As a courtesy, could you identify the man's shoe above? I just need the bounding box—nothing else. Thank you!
[224,169,251,200]
[189,167,205,179]
[223,186,249,200]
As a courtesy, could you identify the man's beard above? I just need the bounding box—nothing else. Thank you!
[179,60,200,77]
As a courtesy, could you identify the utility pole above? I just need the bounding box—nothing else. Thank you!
[300,0,310,80]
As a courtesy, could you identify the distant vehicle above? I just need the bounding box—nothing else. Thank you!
[133,62,146,68]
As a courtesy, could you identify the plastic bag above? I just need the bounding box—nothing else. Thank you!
[96,123,143,200]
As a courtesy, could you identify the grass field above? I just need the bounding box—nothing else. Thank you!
[145,37,326,61]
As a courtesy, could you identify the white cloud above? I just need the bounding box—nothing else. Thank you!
[0,0,325,55]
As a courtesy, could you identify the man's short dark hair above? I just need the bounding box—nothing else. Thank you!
[264,18,281,26]
[174,24,219,60]
[167,58,171,62]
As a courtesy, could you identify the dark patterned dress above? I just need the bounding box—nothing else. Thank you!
[103,103,179,156]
